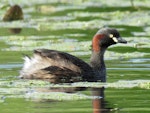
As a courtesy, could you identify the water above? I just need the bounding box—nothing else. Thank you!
[0,0,150,113]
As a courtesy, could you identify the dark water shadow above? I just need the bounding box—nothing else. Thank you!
[8,28,22,34]
[34,86,114,113]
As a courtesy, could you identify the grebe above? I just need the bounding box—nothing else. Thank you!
[19,28,127,83]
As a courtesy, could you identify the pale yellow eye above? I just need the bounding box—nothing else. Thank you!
[109,34,113,38]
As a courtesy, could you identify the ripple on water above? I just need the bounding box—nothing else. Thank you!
[0,64,22,69]
[0,79,149,102]
[128,58,150,63]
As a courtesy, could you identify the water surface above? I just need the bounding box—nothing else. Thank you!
[0,0,150,113]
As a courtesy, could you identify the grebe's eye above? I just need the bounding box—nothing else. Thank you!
[109,34,118,43]
[109,34,113,38]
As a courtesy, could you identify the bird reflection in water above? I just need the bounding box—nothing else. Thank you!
[92,87,115,113]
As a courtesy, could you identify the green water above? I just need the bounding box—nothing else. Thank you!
[0,0,150,113]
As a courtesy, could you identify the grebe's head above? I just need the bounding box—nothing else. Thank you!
[92,28,127,52]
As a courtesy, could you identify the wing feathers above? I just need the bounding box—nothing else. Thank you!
[20,49,95,83]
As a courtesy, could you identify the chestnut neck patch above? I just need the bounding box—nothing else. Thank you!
[92,34,105,52]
